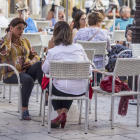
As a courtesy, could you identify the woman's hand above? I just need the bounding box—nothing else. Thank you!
[127,30,132,42]
[7,31,13,41]
[48,37,54,50]
[23,60,36,69]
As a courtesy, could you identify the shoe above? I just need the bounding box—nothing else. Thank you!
[22,110,31,120]
[51,113,66,128]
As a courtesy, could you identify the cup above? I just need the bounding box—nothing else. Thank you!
[102,22,105,29]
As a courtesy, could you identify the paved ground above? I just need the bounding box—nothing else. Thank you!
[0,85,140,140]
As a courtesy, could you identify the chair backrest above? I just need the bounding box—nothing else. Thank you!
[129,44,140,57]
[0,27,7,38]
[22,33,42,46]
[36,21,51,29]
[114,58,140,76]
[40,35,53,47]
[113,30,126,41]
[32,45,43,58]
[84,49,96,62]
[77,40,107,68]
[77,40,107,55]
[49,60,91,79]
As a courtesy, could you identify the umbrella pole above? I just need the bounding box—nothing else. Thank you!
[113,8,116,34]
[66,0,68,22]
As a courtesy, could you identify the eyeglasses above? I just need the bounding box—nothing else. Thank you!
[81,18,87,21]
[123,11,130,13]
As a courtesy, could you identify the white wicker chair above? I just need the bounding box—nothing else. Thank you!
[0,27,7,38]
[84,49,96,62]
[0,64,22,119]
[113,30,126,42]
[42,60,91,134]
[77,40,107,113]
[40,35,53,60]
[92,57,140,129]
[36,21,51,29]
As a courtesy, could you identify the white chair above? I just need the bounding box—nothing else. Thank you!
[92,57,140,129]
[77,41,107,113]
[0,64,22,119]
[84,49,96,63]
[113,30,126,42]
[42,60,91,134]
[36,21,51,29]
[0,27,7,38]
[40,35,53,60]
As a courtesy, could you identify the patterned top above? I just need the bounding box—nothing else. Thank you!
[73,27,111,68]
[0,36,40,79]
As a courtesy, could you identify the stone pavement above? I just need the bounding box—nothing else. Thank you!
[0,85,140,140]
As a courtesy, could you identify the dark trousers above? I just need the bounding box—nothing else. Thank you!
[50,84,85,111]
[86,8,90,14]
[92,72,102,86]
[3,62,43,107]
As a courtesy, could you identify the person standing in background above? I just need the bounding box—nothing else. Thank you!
[84,0,93,15]
[0,9,9,27]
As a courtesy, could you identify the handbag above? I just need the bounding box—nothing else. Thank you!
[41,75,49,90]
[100,76,131,93]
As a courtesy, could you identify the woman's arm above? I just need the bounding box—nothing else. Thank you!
[72,28,78,38]
[0,32,12,56]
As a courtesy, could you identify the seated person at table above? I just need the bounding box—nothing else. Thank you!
[50,6,65,27]
[19,8,38,33]
[42,21,91,128]
[72,11,87,37]
[0,18,43,120]
[73,12,111,85]
[0,9,9,27]
[110,6,133,31]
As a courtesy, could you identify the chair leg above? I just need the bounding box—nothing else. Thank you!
[110,105,112,121]
[9,86,11,103]
[3,85,5,98]
[89,99,91,114]
[0,85,2,93]
[19,86,22,120]
[111,96,114,129]
[39,89,43,116]
[85,99,89,134]
[94,91,97,121]
[36,85,39,102]
[137,94,139,127]
[79,100,83,124]
[48,97,51,134]
[42,90,46,126]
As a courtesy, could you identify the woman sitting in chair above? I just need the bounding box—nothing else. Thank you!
[73,12,111,85]
[0,18,43,120]
[42,21,91,128]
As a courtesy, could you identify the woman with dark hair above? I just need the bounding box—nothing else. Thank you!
[74,12,111,85]
[42,21,91,128]
[72,11,87,37]
[47,4,56,20]
[0,18,43,120]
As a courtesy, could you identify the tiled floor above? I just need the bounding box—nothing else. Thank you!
[0,85,140,140]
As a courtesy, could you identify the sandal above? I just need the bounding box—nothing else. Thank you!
[22,110,31,120]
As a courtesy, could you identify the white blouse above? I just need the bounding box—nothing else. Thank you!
[42,43,91,95]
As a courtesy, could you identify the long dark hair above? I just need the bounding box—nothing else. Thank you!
[73,11,86,30]
[50,4,55,12]
[6,18,27,33]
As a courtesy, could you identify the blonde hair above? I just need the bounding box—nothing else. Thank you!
[88,12,103,26]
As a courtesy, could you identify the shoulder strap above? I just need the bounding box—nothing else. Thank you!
[88,28,100,41]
